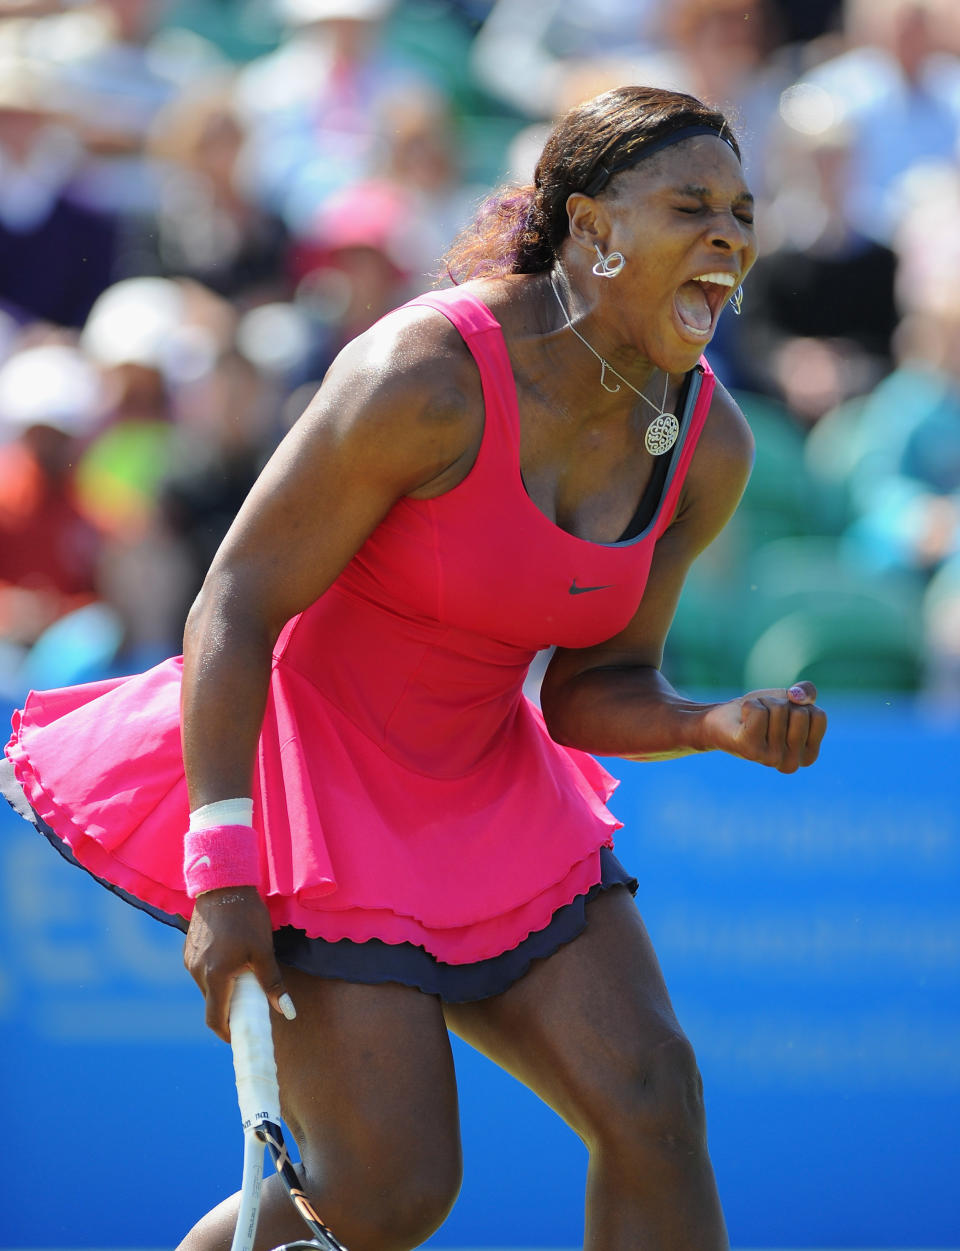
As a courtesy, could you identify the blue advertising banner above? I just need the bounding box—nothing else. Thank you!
[1,698,957,1248]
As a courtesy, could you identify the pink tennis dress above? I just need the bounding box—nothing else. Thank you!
[3,287,715,977]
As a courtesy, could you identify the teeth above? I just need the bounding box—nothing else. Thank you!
[693,272,736,287]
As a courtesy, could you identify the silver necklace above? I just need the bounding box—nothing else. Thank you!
[549,272,680,456]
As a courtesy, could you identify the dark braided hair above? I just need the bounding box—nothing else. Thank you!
[441,86,739,284]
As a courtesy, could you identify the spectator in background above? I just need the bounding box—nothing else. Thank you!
[0,344,104,674]
[801,147,960,700]
[75,277,196,539]
[288,81,487,308]
[470,0,845,129]
[290,179,423,375]
[730,112,899,421]
[160,347,279,631]
[469,0,662,120]
[838,295,960,702]
[491,0,796,219]
[893,155,960,325]
[612,0,796,195]
[132,77,290,306]
[370,82,488,281]
[842,301,960,573]
[234,0,433,233]
[613,6,783,137]
[36,0,224,218]
[0,55,120,329]
[72,276,238,662]
[797,0,960,242]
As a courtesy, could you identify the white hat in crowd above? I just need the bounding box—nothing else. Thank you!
[275,0,393,26]
[80,277,218,384]
[0,344,103,439]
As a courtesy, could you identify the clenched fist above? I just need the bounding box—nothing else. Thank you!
[701,680,826,773]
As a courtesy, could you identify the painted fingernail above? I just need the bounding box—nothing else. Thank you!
[788,684,806,700]
[279,993,297,1020]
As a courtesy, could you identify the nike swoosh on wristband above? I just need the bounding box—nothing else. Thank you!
[193,855,212,869]
[569,578,613,595]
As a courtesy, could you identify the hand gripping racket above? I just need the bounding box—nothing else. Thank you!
[229,971,348,1251]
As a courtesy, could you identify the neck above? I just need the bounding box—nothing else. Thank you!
[548,267,662,402]
[549,265,657,391]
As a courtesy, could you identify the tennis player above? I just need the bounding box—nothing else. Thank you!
[4,85,826,1250]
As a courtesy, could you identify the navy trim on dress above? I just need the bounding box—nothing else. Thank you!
[2,757,637,1003]
[273,846,637,1003]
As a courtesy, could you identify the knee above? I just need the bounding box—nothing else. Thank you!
[366,1154,462,1250]
[584,1029,708,1160]
[304,1143,462,1251]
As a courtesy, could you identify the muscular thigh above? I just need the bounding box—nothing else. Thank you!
[443,888,688,1140]
[271,966,461,1188]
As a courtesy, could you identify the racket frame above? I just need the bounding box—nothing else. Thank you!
[229,971,348,1251]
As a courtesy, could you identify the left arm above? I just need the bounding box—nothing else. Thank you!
[540,384,827,774]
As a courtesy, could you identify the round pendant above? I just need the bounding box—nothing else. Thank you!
[644,412,680,456]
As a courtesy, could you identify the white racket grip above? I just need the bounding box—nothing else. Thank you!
[230,971,282,1131]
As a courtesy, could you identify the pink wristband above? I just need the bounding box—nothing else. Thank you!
[183,824,262,899]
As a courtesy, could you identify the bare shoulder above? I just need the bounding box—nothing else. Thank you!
[313,300,481,432]
[667,374,755,554]
[206,297,491,627]
[682,376,754,500]
[696,376,755,475]
[293,299,485,496]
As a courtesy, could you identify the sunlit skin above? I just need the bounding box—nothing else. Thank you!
[178,131,825,1251]
[556,134,758,382]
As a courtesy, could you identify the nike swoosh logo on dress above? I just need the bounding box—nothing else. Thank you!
[569,579,613,595]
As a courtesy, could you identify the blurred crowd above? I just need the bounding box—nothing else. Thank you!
[1,0,959,706]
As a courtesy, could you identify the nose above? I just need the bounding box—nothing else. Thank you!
[708,208,753,255]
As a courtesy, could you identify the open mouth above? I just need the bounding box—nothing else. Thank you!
[673,272,737,340]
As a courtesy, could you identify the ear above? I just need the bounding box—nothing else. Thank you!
[565,192,609,257]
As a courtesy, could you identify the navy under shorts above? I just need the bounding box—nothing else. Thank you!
[2,756,637,1003]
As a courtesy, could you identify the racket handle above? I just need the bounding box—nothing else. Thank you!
[230,970,282,1131]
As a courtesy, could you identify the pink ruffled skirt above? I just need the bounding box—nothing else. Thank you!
[4,642,624,971]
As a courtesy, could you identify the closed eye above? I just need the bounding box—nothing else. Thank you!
[670,181,755,225]
[675,203,754,226]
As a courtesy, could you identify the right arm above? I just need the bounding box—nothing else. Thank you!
[541,383,827,769]
[181,310,480,1039]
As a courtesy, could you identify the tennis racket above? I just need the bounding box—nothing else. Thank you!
[229,970,349,1251]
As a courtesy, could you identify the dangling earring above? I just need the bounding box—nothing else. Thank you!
[730,285,744,315]
[592,245,627,279]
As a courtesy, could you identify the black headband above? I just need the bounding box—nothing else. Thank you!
[581,124,740,197]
